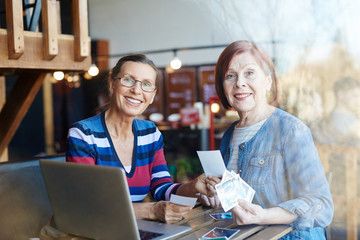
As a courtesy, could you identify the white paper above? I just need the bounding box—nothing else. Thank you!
[197,150,226,177]
[170,194,197,207]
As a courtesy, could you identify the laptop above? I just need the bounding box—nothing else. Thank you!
[39,160,192,240]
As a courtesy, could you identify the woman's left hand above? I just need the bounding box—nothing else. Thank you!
[231,199,267,225]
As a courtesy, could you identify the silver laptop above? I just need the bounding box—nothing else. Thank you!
[39,160,192,240]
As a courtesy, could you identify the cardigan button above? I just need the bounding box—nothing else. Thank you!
[239,144,245,150]
[258,159,265,165]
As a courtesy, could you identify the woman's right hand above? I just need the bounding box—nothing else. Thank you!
[151,201,192,223]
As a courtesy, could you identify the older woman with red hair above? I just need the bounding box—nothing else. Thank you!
[205,41,333,239]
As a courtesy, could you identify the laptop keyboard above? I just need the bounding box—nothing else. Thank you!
[139,229,164,240]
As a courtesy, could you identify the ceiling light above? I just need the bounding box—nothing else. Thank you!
[88,63,99,77]
[211,102,220,113]
[170,50,182,70]
[53,71,64,81]
[170,57,182,70]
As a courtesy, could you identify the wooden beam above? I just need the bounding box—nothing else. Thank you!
[0,76,8,162]
[93,40,109,71]
[0,71,47,156]
[42,0,59,60]
[0,76,5,110]
[42,74,55,155]
[5,0,25,59]
[72,0,90,61]
[0,29,91,71]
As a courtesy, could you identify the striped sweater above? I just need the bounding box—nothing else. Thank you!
[66,111,181,202]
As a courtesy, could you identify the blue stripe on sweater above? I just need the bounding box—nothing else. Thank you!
[73,122,107,138]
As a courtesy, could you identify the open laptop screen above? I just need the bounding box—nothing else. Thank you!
[40,160,140,239]
[39,160,191,240]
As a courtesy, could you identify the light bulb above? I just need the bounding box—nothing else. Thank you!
[72,73,80,82]
[211,102,220,113]
[170,57,182,70]
[88,64,99,76]
[53,71,64,81]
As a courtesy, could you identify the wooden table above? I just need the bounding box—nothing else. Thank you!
[170,204,293,240]
[50,203,293,240]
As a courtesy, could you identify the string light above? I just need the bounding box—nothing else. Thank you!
[53,71,64,81]
[170,50,182,70]
[170,57,182,70]
[88,63,99,76]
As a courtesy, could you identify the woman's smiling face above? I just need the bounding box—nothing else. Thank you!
[109,61,156,118]
[223,51,272,116]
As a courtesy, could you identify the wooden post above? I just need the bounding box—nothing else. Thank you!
[42,0,59,60]
[72,0,90,61]
[0,76,8,162]
[5,0,25,59]
[42,74,55,155]
[0,71,47,156]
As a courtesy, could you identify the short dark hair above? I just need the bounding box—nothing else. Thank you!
[109,53,159,84]
[215,40,279,109]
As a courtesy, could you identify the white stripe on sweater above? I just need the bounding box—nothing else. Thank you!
[131,194,148,202]
[69,127,110,148]
[152,171,171,179]
[138,128,161,146]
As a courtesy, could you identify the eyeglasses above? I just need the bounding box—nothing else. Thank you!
[114,76,157,92]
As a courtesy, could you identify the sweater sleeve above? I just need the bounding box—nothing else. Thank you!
[148,129,181,201]
[66,126,96,165]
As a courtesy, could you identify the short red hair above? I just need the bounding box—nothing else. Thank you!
[215,40,280,109]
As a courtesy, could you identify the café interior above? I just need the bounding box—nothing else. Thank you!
[1,0,360,239]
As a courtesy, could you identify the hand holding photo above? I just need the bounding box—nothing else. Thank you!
[215,170,255,212]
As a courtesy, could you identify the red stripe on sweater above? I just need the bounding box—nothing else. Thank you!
[67,156,96,165]
[152,149,166,167]
[127,164,151,187]
[150,177,172,189]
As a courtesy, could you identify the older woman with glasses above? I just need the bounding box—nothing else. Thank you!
[66,54,218,223]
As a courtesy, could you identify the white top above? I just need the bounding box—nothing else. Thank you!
[227,119,267,173]
[124,165,131,173]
